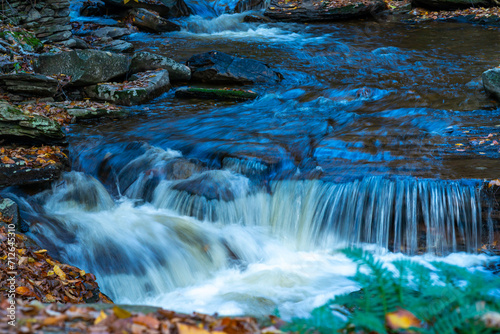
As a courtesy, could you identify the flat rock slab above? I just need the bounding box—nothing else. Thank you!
[85,69,171,106]
[131,8,181,33]
[102,0,191,17]
[35,50,130,86]
[92,27,134,39]
[0,73,58,97]
[187,51,283,85]
[264,0,385,22]
[101,40,135,53]
[0,101,65,145]
[483,67,500,101]
[130,51,191,82]
[175,87,258,101]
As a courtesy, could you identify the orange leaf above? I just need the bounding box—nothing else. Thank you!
[386,309,421,331]
[16,286,33,296]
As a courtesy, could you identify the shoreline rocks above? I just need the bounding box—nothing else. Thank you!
[130,8,181,33]
[35,50,131,86]
[130,52,191,82]
[85,69,171,105]
[0,73,59,97]
[264,0,386,22]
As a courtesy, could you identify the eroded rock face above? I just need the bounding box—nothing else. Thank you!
[102,0,191,18]
[130,51,191,82]
[483,67,500,101]
[0,101,65,145]
[130,8,181,33]
[34,50,130,86]
[187,51,283,85]
[412,0,492,10]
[264,0,385,22]
[0,73,58,97]
[84,69,171,105]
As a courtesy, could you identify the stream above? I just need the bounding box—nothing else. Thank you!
[7,1,500,319]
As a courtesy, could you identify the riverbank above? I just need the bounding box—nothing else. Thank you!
[1,0,500,331]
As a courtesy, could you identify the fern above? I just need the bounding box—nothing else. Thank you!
[285,248,500,334]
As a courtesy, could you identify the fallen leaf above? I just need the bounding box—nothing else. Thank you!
[386,309,421,331]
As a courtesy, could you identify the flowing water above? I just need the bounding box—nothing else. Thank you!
[4,1,500,318]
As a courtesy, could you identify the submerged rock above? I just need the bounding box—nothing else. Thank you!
[483,66,500,101]
[0,73,58,97]
[130,51,191,82]
[187,51,283,85]
[264,0,385,22]
[175,87,258,101]
[34,50,130,86]
[102,0,191,18]
[84,69,171,105]
[0,101,65,145]
[130,8,181,33]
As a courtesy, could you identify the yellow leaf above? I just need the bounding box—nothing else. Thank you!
[79,269,86,277]
[47,270,55,276]
[386,309,421,331]
[113,306,132,319]
[34,249,48,254]
[53,265,67,280]
[124,0,130,4]
[455,143,464,146]
[177,323,215,334]
[489,179,500,188]
[94,310,107,325]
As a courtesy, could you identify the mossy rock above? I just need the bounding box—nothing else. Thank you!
[0,30,43,52]
[0,100,65,145]
[483,67,500,102]
[175,87,258,101]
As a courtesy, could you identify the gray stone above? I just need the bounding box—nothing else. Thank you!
[101,39,134,53]
[187,51,283,84]
[130,51,191,82]
[26,8,42,22]
[85,69,171,105]
[43,30,72,42]
[92,27,134,39]
[483,67,500,101]
[0,197,28,232]
[60,37,90,49]
[0,73,59,97]
[0,100,65,145]
[130,8,181,33]
[35,50,130,86]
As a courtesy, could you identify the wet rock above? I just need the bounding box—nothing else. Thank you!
[412,0,491,10]
[187,51,283,85]
[164,158,204,180]
[130,51,191,82]
[175,87,258,101]
[0,73,58,97]
[102,0,191,18]
[80,0,107,17]
[0,196,27,232]
[84,69,171,106]
[60,37,90,49]
[0,101,65,145]
[482,66,500,101]
[264,0,385,22]
[235,0,268,12]
[243,14,272,22]
[130,8,181,33]
[101,39,135,53]
[0,156,70,189]
[34,50,130,86]
[172,170,249,201]
[92,27,134,39]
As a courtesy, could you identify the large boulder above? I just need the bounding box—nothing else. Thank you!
[0,73,58,97]
[102,0,190,18]
[0,101,65,145]
[264,0,385,22]
[130,51,191,82]
[187,51,283,85]
[34,50,130,86]
[130,8,181,33]
[483,67,500,102]
[84,69,171,105]
[412,0,492,10]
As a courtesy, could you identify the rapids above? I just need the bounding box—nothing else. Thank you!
[4,0,500,319]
